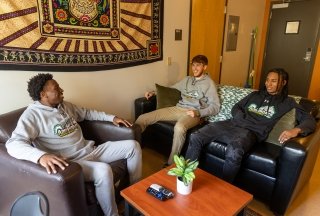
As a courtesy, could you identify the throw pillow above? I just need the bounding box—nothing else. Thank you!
[155,83,181,109]
[265,108,296,146]
[207,85,254,122]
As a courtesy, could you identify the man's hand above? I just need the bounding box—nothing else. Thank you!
[145,91,155,100]
[278,128,301,144]
[113,116,133,127]
[38,154,69,174]
[186,110,200,118]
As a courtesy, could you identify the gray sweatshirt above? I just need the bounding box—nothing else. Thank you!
[6,101,115,163]
[171,74,220,117]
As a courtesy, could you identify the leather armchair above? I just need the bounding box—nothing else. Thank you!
[135,94,320,216]
[0,107,141,216]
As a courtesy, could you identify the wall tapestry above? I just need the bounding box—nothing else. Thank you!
[0,0,163,71]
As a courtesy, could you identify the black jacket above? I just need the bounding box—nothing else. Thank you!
[231,90,316,141]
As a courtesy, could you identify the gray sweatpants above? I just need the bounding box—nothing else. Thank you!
[76,140,142,216]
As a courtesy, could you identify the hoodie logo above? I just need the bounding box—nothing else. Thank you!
[248,104,275,119]
[184,90,200,99]
[53,117,78,137]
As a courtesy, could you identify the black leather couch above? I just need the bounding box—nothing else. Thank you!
[134,89,320,215]
[0,107,141,216]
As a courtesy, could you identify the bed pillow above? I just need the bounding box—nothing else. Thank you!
[155,84,181,109]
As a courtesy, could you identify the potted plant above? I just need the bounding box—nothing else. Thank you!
[167,155,199,195]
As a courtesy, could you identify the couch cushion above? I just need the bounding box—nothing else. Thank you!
[205,139,280,177]
[155,84,181,109]
[265,109,296,146]
[0,107,26,144]
[265,96,301,146]
[243,145,279,177]
[205,141,227,160]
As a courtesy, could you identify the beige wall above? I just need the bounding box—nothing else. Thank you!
[220,0,266,87]
[0,0,191,121]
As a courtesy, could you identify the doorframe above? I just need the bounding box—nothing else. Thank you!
[187,0,193,75]
[218,0,229,84]
[254,0,271,89]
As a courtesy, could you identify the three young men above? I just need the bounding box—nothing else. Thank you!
[6,63,317,216]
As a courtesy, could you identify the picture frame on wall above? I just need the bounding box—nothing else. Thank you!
[285,21,300,34]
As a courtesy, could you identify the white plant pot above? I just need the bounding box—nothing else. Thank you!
[176,177,193,195]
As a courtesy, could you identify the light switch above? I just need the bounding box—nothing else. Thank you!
[175,29,182,41]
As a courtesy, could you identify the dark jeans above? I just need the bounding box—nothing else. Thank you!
[185,120,257,182]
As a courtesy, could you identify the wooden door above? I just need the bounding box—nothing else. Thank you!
[188,0,226,83]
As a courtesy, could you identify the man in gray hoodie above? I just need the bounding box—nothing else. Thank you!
[135,55,220,165]
[6,73,142,216]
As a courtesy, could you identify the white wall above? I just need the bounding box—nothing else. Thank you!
[0,0,191,121]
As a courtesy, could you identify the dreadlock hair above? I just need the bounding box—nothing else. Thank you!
[266,68,289,100]
[27,73,53,101]
[191,55,208,65]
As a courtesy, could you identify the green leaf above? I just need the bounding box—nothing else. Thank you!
[182,175,192,186]
[189,161,199,170]
[184,167,194,174]
[188,160,199,167]
[179,155,186,166]
[185,172,195,180]
[167,168,183,177]
[168,155,199,185]
[173,155,184,168]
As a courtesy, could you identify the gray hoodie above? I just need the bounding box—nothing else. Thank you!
[171,74,220,117]
[6,101,114,163]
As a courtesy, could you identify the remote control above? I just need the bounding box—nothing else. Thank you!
[146,186,167,201]
[148,184,174,199]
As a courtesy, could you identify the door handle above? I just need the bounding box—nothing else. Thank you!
[303,48,312,62]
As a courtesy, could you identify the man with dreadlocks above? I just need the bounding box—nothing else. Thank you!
[185,68,316,183]
[6,73,142,216]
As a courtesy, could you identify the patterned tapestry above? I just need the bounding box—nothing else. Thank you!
[0,0,163,71]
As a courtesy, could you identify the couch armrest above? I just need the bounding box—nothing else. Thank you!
[270,125,320,214]
[134,95,157,120]
[0,145,88,216]
[79,120,141,144]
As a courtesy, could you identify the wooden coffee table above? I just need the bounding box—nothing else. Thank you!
[120,166,253,216]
